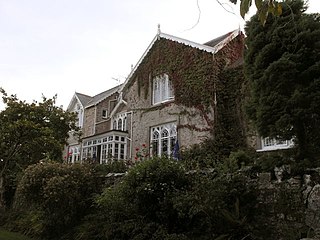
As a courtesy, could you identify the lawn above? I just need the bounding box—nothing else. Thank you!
[0,228,33,240]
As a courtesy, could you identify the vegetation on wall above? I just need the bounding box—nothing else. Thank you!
[126,34,247,165]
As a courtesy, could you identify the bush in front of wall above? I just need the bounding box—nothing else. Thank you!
[8,162,117,240]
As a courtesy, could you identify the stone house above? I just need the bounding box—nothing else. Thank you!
[65,28,291,163]
[64,85,124,163]
[64,28,246,162]
[114,28,245,160]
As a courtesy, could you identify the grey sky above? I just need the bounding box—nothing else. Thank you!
[0,0,319,110]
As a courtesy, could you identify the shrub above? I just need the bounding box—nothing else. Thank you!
[11,162,118,239]
[76,157,191,240]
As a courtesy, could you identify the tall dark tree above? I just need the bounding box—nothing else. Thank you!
[0,89,77,208]
[245,0,320,160]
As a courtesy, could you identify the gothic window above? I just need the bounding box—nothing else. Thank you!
[150,123,177,157]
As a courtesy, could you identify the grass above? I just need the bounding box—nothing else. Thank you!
[0,228,33,240]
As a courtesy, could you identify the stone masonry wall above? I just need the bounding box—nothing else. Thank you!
[125,80,214,156]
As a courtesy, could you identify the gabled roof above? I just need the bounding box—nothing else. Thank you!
[120,28,242,93]
[203,31,235,47]
[75,93,93,107]
[85,84,122,108]
[67,92,92,111]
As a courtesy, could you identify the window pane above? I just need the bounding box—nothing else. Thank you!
[162,138,168,156]
[114,143,119,159]
[120,144,125,159]
[152,140,159,156]
[118,119,122,131]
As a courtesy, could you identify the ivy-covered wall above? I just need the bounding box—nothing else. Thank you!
[122,33,247,158]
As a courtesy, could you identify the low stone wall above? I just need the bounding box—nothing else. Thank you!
[253,168,320,240]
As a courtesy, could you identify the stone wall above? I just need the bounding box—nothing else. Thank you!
[252,168,320,240]
[125,80,213,155]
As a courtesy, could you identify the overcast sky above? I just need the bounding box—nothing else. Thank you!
[0,0,319,110]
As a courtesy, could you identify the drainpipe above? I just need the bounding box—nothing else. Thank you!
[93,106,97,135]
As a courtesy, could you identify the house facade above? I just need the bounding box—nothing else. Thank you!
[64,28,290,163]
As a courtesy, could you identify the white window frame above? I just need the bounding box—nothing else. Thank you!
[258,137,294,152]
[152,74,174,105]
[74,103,84,128]
[150,122,177,157]
[82,134,127,163]
[68,146,80,163]
[112,113,127,131]
[102,109,108,119]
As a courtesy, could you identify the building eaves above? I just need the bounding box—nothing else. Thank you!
[85,84,122,108]
[75,93,93,107]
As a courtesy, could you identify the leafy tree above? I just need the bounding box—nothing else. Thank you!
[0,89,77,209]
[244,0,320,160]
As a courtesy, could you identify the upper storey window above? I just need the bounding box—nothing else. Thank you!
[74,103,83,128]
[152,74,174,105]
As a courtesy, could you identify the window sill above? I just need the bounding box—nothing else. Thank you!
[152,98,174,106]
[257,144,294,152]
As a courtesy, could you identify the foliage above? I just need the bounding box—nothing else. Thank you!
[229,0,283,25]
[180,66,249,169]
[9,162,113,239]
[75,157,258,240]
[0,227,33,240]
[128,34,244,112]
[245,0,320,160]
[0,89,78,208]
[134,144,150,161]
[75,157,189,239]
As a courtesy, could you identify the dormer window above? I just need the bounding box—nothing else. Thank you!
[102,109,108,119]
[152,74,174,105]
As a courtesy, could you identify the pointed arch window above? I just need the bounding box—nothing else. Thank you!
[151,123,176,157]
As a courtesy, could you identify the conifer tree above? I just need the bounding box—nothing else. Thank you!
[245,0,320,160]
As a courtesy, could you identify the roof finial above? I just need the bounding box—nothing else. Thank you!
[157,24,161,35]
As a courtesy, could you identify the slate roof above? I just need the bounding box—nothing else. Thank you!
[203,31,235,47]
[75,93,93,107]
[86,84,122,108]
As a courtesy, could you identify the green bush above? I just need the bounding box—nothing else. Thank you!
[10,162,119,239]
[76,157,191,240]
[76,157,258,240]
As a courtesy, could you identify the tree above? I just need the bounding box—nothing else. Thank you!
[244,0,320,160]
[0,89,77,208]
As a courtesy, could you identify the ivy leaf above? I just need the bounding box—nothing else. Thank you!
[254,0,262,10]
[274,2,282,16]
[258,3,269,26]
[240,0,252,19]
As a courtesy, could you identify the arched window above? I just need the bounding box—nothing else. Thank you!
[117,118,122,131]
[123,117,127,131]
[150,123,176,157]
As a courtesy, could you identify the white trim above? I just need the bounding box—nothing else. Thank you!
[257,137,294,152]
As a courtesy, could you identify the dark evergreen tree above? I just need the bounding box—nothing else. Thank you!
[245,0,320,160]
